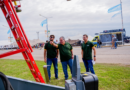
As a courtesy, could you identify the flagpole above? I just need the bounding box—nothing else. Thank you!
[120,0,124,45]
[39,14,52,41]
[10,32,11,42]
[46,18,49,40]
[120,0,124,30]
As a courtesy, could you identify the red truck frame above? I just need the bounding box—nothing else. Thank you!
[0,0,45,83]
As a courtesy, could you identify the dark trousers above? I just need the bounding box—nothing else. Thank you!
[61,59,73,79]
[83,59,95,74]
[47,58,58,79]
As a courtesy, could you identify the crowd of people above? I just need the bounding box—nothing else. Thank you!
[44,34,96,80]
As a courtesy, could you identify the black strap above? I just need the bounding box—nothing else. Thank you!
[0,72,14,90]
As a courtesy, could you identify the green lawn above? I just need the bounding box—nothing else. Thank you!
[0,59,130,90]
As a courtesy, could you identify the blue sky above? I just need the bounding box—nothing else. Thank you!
[0,0,130,42]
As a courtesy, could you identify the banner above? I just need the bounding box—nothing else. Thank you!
[111,12,121,19]
[108,4,121,13]
[7,29,11,34]
[41,19,47,27]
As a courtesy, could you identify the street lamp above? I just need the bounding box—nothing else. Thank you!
[39,14,52,40]
[36,32,39,40]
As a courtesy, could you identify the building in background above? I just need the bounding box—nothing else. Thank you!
[66,39,81,46]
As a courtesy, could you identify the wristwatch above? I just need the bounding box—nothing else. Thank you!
[94,56,96,57]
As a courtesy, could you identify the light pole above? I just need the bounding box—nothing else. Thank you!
[36,32,39,39]
[39,14,52,40]
[120,0,124,45]
[2,25,12,42]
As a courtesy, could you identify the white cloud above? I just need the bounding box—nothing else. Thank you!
[0,0,130,42]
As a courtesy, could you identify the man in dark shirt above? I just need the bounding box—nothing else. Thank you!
[44,35,59,80]
[50,36,73,80]
[81,34,96,74]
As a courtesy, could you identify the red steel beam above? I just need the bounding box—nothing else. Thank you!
[7,0,45,83]
[0,0,45,83]
[11,0,21,1]
[9,0,33,52]
[0,49,25,58]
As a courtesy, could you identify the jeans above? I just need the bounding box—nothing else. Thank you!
[61,59,73,79]
[97,43,100,48]
[83,59,95,74]
[115,42,117,49]
[47,58,58,79]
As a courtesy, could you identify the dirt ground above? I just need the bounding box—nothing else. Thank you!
[0,46,130,65]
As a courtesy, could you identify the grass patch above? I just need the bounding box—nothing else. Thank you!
[0,59,130,90]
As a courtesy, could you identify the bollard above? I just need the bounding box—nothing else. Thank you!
[43,65,50,83]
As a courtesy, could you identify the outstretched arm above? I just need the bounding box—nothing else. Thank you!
[50,41,58,48]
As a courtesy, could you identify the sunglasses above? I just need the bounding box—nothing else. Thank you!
[50,37,54,38]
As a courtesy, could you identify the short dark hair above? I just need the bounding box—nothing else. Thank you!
[50,35,55,38]
[46,40,48,43]
[83,34,88,37]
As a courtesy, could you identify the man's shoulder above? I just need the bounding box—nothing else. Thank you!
[81,42,84,46]
[65,42,69,44]
[87,41,93,44]
[87,41,91,42]
[57,43,61,47]
[88,41,94,47]
[65,42,71,46]
[45,42,49,46]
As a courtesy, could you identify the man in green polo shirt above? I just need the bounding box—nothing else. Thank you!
[50,36,73,80]
[81,34,96,74]
[44,35,59,80]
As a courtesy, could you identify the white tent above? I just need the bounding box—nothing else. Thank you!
[0,39,45,49]
[0,40,12,49]
[66,34,94,41]
[0,40,11,46]
[29,39,45,46]
[9,39,45,47]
